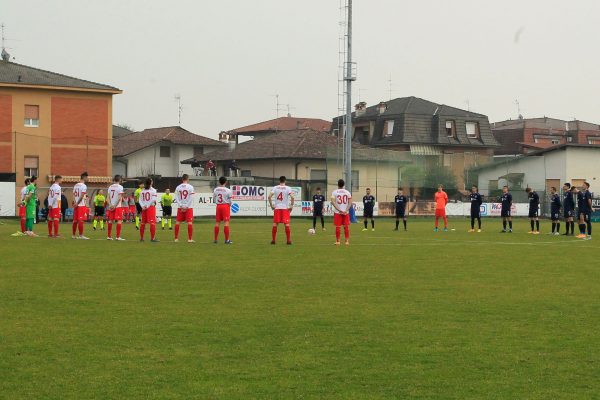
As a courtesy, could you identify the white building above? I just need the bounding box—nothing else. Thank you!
[112,126,226,178]
[476,144,600,195]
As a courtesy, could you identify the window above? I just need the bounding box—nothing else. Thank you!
[445,120,456,137]
[443,153,452,167]
[466,122,480,138]
[24,105,39,127]
[384,120,394,137]
[351,170,359,192]
[159,146,171,157]
[241,170,252,177]
[551,139,560,145]
[588,137,600,145]
[24,156,38,177]
[310,169,327,181]
[193,146,204,158]
[567,136,573,143]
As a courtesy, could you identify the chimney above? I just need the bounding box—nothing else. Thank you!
[218,131,229,143]
[1,48,9,62]
[565,121,569,131]
[227,133,236,150]
[296,120,301,129]
[355,102,367,116]
[377,101,387,115]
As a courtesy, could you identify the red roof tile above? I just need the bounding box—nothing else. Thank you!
[231,117,332,134]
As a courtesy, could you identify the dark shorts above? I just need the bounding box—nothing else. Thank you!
[564,209,574,219]
[94,206,105,217]
[363,209,374,218]
[501,209,511,218]
[551,211,560,221]
[135,203,142,214]
[528,208,539,218]
[162,205,172,217]
[396,209,406,218]
[313,209,323,217]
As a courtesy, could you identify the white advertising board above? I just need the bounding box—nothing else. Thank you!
[0,182,16,216]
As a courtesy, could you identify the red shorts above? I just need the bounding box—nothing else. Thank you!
[19,205,26,218]
[273,209,291,224]
[216,204,231,222]
[73,206,88,221]
[435,209,446,218]
[177,208,194,223]
[48,207,61,219]
[129,205,136,214]
[142,206,156,224]
[107,207,125,221]
[334,213,350,226]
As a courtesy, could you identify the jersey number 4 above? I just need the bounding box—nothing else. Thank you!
[277,192,284,201]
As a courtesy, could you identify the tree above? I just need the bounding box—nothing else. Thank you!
[400,165,426,199]
[422,164,458,198]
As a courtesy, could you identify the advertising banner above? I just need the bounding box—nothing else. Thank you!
[0,182,16,216]
[299,201,378,217]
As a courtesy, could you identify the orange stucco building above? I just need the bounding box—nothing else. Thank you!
[0,57,121,212]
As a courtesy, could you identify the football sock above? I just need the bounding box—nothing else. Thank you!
[509,221,513,230]
[224,226,230,241]
[536,220,540,231]
[570,221,575,233]
[100,220,104,230]
[396,220,400,229]
[187,224,193,240]
[214,226,219,241]
[435,217,439,228]
[587,222,592,235]
[78,221,84,235]
[530,220,535,231]
[312,217,317,229]
[285,225,291,242]
[470,217,475,229]
[403,220,407,230]
[335,226,341,241]
[174,224,180,239]
[150,224,156,240]
[371,220,374,229]
[54,220,59,236]
[161,219,165,228]
[72,221,77,235]
[272,226,277,241]
[551,222,555,233]
[135,216,140,228]
[108,222,113,237]
[168,218,172,228]
[443,217,448,228]
[503,221,507,230]
[26,218,33,232]
[344,225,350,239]
[20,218,25,233]
[321,217,325,228]
[140,223,145,239]
[93,220,97,229]
[116,223,122,238]
[48,220,53,235]
[579,223,586,234]
[364,220,367,229]
[556,222,560,233]
[477,218,481,229]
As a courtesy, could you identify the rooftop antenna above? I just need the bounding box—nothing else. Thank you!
[1,23,10,62]
[387,73,393,101]
[515,99,523,119]
[285,103,296,117]
[270,94,286,119]
[465,99,470,112]
[174,94,183,125]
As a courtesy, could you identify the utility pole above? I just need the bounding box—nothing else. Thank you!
[344,0,354,189]
[175,94,183,125]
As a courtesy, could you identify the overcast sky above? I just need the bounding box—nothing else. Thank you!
[3,0,600,138]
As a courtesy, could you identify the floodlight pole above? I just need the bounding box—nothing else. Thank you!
[344,0,353,189]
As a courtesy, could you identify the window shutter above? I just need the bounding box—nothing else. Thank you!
[24,105,39,119]
[24,157,39,168]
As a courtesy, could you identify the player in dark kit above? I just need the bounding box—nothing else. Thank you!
[468,185,483,232]
[562,183,575,235]
[394,188,408,231]
[549,186,562,235]
[312,187,326,231]
[576,182,593,240]
[526,187,540,234]
[500,186,513,233]
[362,188,376,231]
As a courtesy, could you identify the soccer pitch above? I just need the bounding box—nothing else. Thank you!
[1,218,599,399]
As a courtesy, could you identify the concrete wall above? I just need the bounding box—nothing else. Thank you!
[123,144,195,178]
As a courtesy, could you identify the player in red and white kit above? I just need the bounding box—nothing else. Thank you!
[106,175,126,241]
[139,177,159,242]
[174,174,195,243]
[18,178,31,234]
[72,172,89,240]
[213,176,233,244]
[268,175,295,245]
[331,179,352,246]
[47,175,62,237]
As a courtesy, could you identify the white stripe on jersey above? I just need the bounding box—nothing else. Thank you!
[73,183,87,207]
[271,185,293,209]
[48,183,61,208]
[20,186,28,202]
[331,189,352,213]
[175,183,195,209]
[213,186,232,205]
[139,188,157,208]
[107,184,124,208]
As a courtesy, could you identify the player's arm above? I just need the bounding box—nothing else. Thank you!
[268,192,274,210]
[289,192,295,211]
[330,196,341,213]
[587,194,592,209]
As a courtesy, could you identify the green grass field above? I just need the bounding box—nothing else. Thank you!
[1,217,599,399]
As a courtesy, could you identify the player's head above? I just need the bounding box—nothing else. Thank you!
[571,186,578,193]
[139,182,144,189]
[338,179,345,188]
[144,178,153,190]
[54,175,62,184]
[502,185,509,193]
[366,188,371,195]
[113,174,122,183]
[583,181,590,189]
[98,189,104,195]
[563,183,571,191]
[550,186,557,194]
[30,176,37,185]
[398,187,403,195]
[80,172,88,183]
[24,178,31,186]
[182,174,189,183]
[525,187,532,193]
[165,188,170,194]
[219,176,227,186]
[316,187,321,194]
[279,176,286,184]
[437,184,443,192]
[471,185,478,193]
